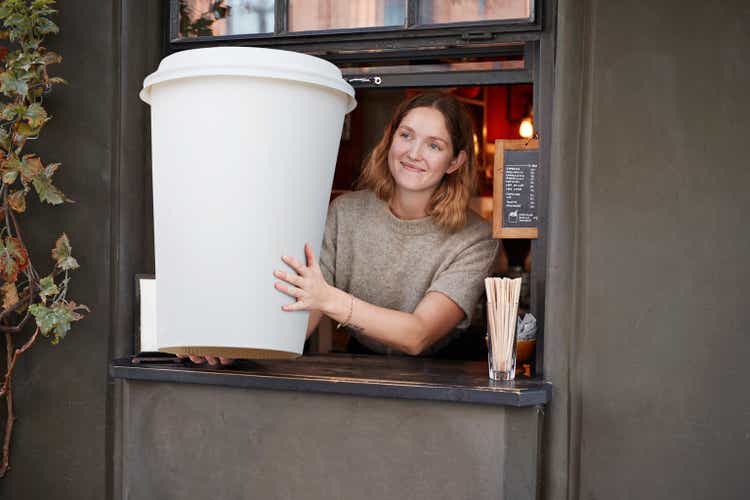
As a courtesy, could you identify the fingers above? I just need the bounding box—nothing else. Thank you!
[304,242,318,268]
[305,242,321,270]
[274,281,304,299]
[281,300,307,312]
[184,355,233,367]
[282,254,305,275]
[273,268,302,287]
[281,244,319,275]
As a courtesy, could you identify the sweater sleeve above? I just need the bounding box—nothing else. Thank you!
[426,236,499,329]
[318,200,337,286]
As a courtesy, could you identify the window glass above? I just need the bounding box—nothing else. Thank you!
[288,0,406,32]
[418,0,531,25]
[178,0,274,38]
[176,0,533,39]
[341,58,524,76]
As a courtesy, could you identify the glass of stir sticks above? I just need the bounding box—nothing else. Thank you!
[485,277,522,381]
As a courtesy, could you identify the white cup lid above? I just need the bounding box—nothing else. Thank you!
[140,46,356,113]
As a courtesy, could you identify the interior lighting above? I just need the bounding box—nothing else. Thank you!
[519,117,534,139]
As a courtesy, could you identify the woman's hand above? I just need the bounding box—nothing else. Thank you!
[274,242,335,312]
[176,354,234,366]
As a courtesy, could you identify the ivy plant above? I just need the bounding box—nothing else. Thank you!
[0,0,87,478]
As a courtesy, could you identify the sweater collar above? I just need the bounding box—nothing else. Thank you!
[370,190,438,235]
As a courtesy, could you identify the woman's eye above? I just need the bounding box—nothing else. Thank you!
[399,132,410,139]
[430,143,440,150]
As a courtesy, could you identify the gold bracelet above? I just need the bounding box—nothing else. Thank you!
[337,294,354,329]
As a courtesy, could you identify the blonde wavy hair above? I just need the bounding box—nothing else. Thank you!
[355,92,477,231]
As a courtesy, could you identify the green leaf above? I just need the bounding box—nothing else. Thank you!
[12,52,34,71]
[0,71,28,97]
[0,103,24,121]
[3,155,21,170]
[31,0,57,13]
[29,304,62,338]
[1,155,20,184]
[29,301,88,345]
[0,127,10,150]
[32,171,64,204]
[24,102,47,128]
[34,17,58,35]
[38,275,59,299]
[52,233,79,270]
[16,121,40,138]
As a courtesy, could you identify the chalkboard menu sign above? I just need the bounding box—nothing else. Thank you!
[493,139,539,239]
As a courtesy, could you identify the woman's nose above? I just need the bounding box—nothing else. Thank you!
[408,141,424,161]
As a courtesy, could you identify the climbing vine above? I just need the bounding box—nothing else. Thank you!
[0,0,87,477]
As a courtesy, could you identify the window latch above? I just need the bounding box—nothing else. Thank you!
[345,76,382,86]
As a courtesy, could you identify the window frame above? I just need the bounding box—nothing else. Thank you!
[161,0,553,375]
[168,0,541,50]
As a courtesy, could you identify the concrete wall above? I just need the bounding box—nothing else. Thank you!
[545,1,750,499]
[0,1,161,499]
[121,381,542,500]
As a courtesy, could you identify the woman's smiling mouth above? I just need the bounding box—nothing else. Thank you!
[401,161,425,173]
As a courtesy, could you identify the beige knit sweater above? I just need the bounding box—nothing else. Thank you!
[319,189,499,355]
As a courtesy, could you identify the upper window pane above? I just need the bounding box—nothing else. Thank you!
[178,0,274,38]
[341,56,525,76]
[419,0,532,25]
[288,0,406,32]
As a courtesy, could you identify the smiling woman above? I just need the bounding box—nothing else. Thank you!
[188,92,498,366]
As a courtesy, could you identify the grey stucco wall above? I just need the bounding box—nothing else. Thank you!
[121,381,541,500]
[545,1,750,499]
[0,3,115,499]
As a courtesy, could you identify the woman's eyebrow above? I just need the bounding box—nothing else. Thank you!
[398,125,449,144]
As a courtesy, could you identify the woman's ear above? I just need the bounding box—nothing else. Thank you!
[447,150,467,174]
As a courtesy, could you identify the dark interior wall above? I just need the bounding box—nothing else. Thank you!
[546,1,750,499]
[0,1,161,499]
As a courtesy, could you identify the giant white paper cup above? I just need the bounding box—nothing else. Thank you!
[140,47,355,359]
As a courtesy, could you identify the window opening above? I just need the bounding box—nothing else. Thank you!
[306,84,536,374]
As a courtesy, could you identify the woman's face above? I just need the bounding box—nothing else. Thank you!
[387,106,466,196]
